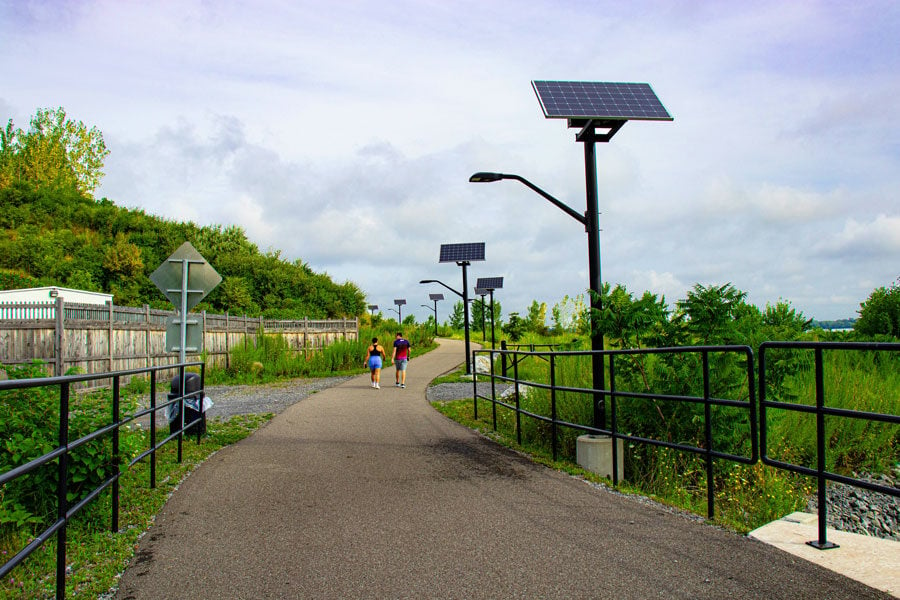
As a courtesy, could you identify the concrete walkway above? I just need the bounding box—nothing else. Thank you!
[115,338,892,599]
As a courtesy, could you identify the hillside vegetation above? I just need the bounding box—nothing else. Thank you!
[0,108,365,318]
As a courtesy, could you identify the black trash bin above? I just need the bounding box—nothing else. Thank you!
[168,372,206,436]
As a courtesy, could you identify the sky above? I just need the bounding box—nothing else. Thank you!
[2,0,898,324]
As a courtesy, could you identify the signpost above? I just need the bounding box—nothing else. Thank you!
[150,242,222,358]
[150,242,221,445]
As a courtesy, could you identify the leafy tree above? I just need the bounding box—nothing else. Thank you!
[502,312,526,342]
[1,108,109,195]
[551,294,588,333]
[675,283,748,345]
[448,301,465,330]
[525,300,549,335]
[855,279,900,338]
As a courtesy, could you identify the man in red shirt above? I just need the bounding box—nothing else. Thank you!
[391,332,411,388]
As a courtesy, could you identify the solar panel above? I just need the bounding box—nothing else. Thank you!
[394,299,406,305]
[429,293,444,301]
[474,288,488,295]
[532,81,672,121]
[476,277,504,290]
[439,242,485,263]
[367,305,378,310]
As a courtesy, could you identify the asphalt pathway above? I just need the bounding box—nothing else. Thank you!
[114,338,890,599]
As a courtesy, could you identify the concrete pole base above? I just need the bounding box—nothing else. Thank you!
[576,434,624,480]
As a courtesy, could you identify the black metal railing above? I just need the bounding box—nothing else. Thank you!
[0,361,206,599]
[475,345,757,520]
[473,341,899,547]
[759,341,900,549]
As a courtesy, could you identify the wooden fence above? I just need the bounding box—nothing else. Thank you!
[0,298,358,378]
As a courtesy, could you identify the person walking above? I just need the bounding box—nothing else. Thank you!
[365,337,386,389]
[391,332,411,388]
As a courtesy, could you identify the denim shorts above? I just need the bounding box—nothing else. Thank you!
[395,358,408,371]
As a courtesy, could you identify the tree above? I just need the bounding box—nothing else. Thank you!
[448,301,465,330]
[855,279,900,338]
[1,108,109,195]
[675,283,748,344]
[551,294,588,333]
[502,312,526,342]
[525,300,548,335]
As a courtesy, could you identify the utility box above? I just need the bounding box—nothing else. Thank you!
[576,435,624,480]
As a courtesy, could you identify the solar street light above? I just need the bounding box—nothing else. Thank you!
[476,277,503,348]
[391,298,406,322]
[367,304,379,318]
[471,79,672,429]
[422,293,444,335]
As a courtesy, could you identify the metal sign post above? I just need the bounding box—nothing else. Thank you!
[151,242,221,439]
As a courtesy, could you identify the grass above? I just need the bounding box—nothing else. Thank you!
[0,414,272,600]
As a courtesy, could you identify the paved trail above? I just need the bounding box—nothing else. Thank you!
[115,338,889,599]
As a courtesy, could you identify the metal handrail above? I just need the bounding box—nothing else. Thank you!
[0,361,206,599]
[475,345,756,520]
[758,341,900,549]
[473,341,899,544]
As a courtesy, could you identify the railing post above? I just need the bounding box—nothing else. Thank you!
[501,340,508,379]
[490,348,498,431]
[150,373,157,488]
[809,347,838,549]
[550,353,557,461]
[56,382,70,600]
[472,351,479,420]
[702,351,714,519]
[112,376,120,532]
[514,354,522,446]
[609,354,619,486]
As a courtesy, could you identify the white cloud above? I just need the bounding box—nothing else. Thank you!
[3,0,899,322]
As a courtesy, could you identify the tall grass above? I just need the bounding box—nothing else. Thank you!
[206,325,436,385]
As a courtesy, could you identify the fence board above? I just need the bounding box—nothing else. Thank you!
[0,300,358,379]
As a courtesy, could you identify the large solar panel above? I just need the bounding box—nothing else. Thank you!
[476,277,504,290]
[394,299,406,305]
[367,304,378,310]
[429,293,444,301]
[439,242,485,263]
[532,81,672,121]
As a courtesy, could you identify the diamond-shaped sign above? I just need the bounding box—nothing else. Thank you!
[150,242,221,312]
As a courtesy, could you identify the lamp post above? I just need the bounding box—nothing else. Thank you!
[393,299,406,323]
[470,171,606,427]
[420,278,473,374]
[422,293,443,335]
[474,288,488,341]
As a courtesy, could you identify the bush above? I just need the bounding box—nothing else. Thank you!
[1,362,143,543]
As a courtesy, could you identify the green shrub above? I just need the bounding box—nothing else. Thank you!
[1,362,143,545]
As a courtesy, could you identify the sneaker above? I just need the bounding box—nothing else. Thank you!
[395,382,400,387]
[400,384,406,389]
[375,383,380,389]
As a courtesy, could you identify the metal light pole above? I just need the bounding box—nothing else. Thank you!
[475,288,488,341]
[423,293,443,335]
[394,299,406,323]
[469,172,606,427]
[420,278,473,374]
